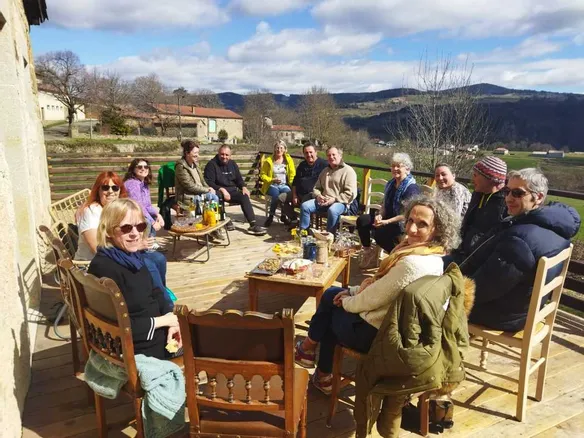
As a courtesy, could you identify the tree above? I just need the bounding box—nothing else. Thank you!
[218,129,228,142]
[390,54,489,174]
[36,50,86,137]
[298,86,345,147]
[131,74,169,135]
[242,90,279,146]
[188,89,223,108]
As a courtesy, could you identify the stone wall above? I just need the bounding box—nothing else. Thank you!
[0,0,51,435]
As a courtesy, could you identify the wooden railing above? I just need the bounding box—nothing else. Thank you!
[258,150,584,311]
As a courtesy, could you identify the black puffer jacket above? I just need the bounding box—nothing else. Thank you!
[461,202,581,331]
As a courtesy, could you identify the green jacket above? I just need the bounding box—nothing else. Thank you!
[259,153,296,195]
[354,263,474,436]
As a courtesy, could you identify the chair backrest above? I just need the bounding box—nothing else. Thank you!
[60,259,141,394]
[49,189,90,224]
[365,178,388,212]
[157,162,176,207]
[175,306,296,432]
[39,221,78,260]
[522,244,573,345]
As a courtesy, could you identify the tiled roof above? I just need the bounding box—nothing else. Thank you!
[152,104,242,119]
[271,125,304,131]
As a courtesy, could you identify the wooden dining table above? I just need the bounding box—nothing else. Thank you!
[246,256,350,312]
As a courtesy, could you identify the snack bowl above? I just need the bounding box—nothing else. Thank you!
[281,258,313,275]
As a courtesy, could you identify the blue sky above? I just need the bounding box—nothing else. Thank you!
[30,0,584,94]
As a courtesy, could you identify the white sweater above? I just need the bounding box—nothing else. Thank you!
[342,254,444,329]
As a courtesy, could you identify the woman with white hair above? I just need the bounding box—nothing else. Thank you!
[259,139,296,227]
[357,152,420,269]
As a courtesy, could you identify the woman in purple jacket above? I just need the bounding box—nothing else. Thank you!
[124,158,165,236]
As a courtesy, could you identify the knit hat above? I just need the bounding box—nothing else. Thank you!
[473,156,507,184]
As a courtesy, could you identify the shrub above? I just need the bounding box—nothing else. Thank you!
[218,129,228,142]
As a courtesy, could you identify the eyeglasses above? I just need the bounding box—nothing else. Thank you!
[118,222,147,234]
[135,165,149,170]
[100,184,120,192]
[502,187,530,198]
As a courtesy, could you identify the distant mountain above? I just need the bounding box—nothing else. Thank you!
[344,96,584,151]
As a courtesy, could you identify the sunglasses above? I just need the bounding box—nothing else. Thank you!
[135,165,149,170]
[118,222,147,234]
[502,187,530,198]
[100,184,120,192]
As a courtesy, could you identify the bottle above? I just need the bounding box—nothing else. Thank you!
[220,196,226,221]
[195,198,202,217]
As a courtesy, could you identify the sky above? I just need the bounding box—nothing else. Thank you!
[30,0,584,95]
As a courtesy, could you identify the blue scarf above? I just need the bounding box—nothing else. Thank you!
[385,173,416,216]
[97,246,144,272]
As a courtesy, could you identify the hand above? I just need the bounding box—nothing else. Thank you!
[292,196,299,206]
[152,221,162,231]
[273,177,281,184]
[333,290,350,307]
[164,312,179,327]
[316,195,326,205]
[156,214,165,228]
[220,188,231,202]
[208,187,216,195]
[373,218,390,228]
[242,187,251,197]
[167,326,182,349]
[139,237,155,251]
[373,214,383,226]
[325,197,336,206]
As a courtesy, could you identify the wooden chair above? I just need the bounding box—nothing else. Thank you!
[466,244,573,422]
[339,177,387,232]
[175,305,309,438]
[327,346,432,436]
[49,188,90,224]
[60,259,183,438]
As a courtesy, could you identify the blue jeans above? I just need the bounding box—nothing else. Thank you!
[143,251,173,312]
[299,199,348,233]
[308,287,378,373]
[193,193,219,203]
[266,184,291,215]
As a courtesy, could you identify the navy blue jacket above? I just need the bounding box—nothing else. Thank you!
[292,157,327,198]
[203,155,245,192]
[461,202,581,331]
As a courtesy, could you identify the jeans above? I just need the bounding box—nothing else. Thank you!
[193,193,220,203]
[266,184,291,215]
[143,251,173,312]
[299,199,348,233]
[308,287,378,373]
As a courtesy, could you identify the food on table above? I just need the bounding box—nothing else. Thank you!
[165,339,179,353]
[257,257,281,273]
[272,243,300,255]
[281,258,313,274]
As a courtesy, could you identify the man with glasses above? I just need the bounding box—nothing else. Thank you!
[280,142,327,225]
[460,168,581,330]
[204,144,267,235]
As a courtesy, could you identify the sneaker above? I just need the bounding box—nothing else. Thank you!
[247,224,267,236]
[210,230,226,242]
[311,372,333,395]
[359,248,377,269]
[295,339,316,368]
[225,220,235,231]
[281,214,291,226]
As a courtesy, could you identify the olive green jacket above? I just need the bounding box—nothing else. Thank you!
[354,263,475,436]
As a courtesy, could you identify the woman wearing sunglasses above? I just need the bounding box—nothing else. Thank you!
[88,198,180,359]
[124,158,165,237]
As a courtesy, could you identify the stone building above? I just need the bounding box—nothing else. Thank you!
[0,1,50,436]
[271,124,305,145]
[38,88,86,122]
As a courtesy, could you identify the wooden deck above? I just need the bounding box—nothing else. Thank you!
[23,202,584,438]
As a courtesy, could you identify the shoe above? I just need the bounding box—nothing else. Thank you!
[225,220,235,231]
[311,372,333,395]
[359,248,377,269]
[210,230,226,242]
[430,399,454,429]
[264,215,274,227]
[247,224,267,236]
[281,214,291,226]
[294,339,316,368]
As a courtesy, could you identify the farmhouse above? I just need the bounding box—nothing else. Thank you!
[531,151,547,157]
[271,124,305,145]
[493,147,509,155]
[37,88,86,122]
[547,150,565,158]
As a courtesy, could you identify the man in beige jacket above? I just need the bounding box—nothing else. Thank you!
[299,146,358,233]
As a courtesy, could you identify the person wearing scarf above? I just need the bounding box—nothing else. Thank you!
[295,196,461,395]
[357,152,420,269]
[88,199,181,360]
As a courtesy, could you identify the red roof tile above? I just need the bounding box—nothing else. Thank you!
[152,104,242,119]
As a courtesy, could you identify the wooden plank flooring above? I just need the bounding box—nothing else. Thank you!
[22,202,584,437]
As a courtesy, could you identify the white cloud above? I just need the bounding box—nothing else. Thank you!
[95,45,584,94]
[227,22,382,61]
[311,0,584,39]
[461,36,564,63]
[228,0,311,16]
[47,0,229,31]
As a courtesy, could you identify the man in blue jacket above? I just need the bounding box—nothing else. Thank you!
[460,168,581,331]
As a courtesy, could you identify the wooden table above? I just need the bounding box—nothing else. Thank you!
[246,256,350,312]
[168,218,231,263]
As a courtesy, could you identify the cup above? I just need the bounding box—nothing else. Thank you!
[303,242,317,261]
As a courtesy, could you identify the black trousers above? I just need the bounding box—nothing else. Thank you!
[356,212,401,253]
[224,189,256,225]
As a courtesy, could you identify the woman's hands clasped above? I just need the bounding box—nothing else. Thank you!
[333,289,350,307]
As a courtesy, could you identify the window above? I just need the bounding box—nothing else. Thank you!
[209,119,216,133]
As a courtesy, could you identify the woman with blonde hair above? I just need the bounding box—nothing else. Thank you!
[88,198,179,358]
[259,139,296,227]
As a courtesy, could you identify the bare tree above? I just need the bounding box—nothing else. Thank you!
[298,86,345,147]
[187,89,223,108]
[36,50,86,136]
[131,74,169,134]
[242,90,279,147]
[391,54,489,174]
